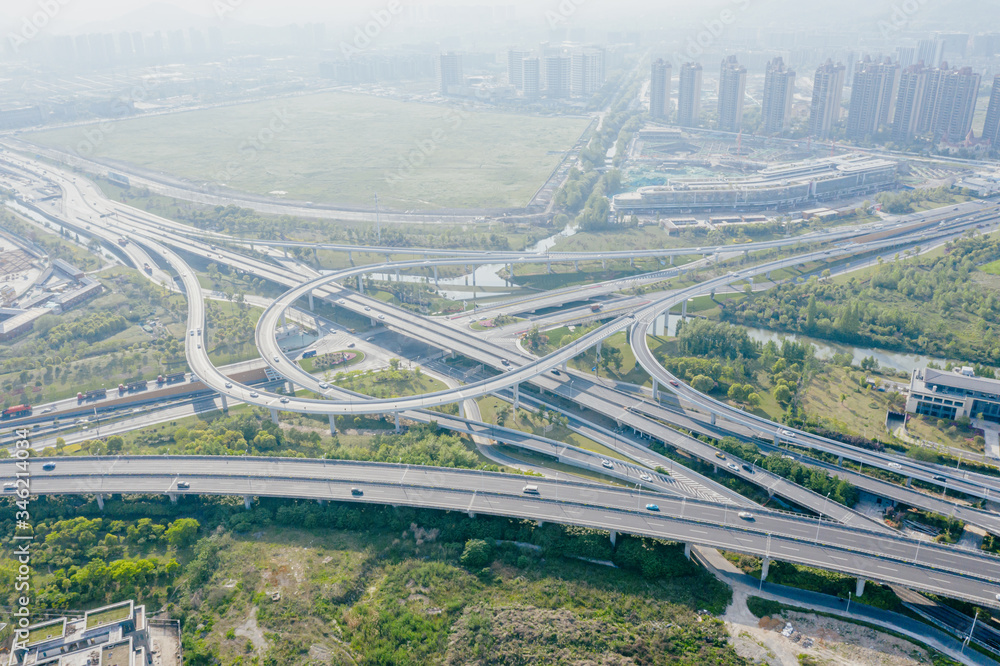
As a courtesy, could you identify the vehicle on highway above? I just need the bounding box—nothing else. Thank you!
[41,407,53,414]
[3,483,15,493]
[715,452,726,460]
[742,464,754,473]
[933,475,946,482]
[197,328,201,335]
[378,314,385,320]
[197,343,201,349]
[779,429,796,439]
[601,459,613,469]
[522,485,539,494]
[551,369,561,376]
[176,481,190,489]
[366,337,375,341]
[43,463,55,471]
[640,473,651,481]
[501,359,510,366]
[249,391,259,398]
[888,462,902,470]
[338,299,346,304]
[280,397,290,404]
[669,380,679,387]
[738,512,754,520]
[726,463,739,471]
[645,504,659,511]
[351,488,363,496]
[189,330,195,336]
[347,342,355,348]
[319,382,330,389]
[273,356,281,362]
[225,382,232,388]
[364,306,371,311]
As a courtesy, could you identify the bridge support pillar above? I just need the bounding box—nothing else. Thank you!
[96,494,104,510]
[508,263,514,285]
[308,292,314,311]
[385,252,391,264]
[768,487,774,498]
[766,271,771,280]
[537,520,545,528]
[905,477,912,487]
[313,247,318,262]
[681,300,688,317]
[547,260,552,274]
[357,275,364,293]
[281,312,286,327]
[596,339,602,360]
[684,543,691,560]
[562,361,568,371]
[761,557,771,581]
[269,408,279,424]
[395,412,401,432]
[348,250,353,263]
[468,512,476,519]
[395,268,400,282]
[609,530,617,546]
[287,380,295,395]
[630,257,634,268]
[855,578,866,597]
[837,455,843,465]
[168,493,178,504]
[220,395,228,412]
[574,260,579,271]
[669,255,674,265]
[710,413,717,425]
[652,377,659,400]
[329,415,337,435]
[513,384,520,411]
[244,495,253,510]
[601,259,606,269]
[433,265,439,285]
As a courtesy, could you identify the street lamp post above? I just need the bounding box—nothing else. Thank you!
[846,591,852,613]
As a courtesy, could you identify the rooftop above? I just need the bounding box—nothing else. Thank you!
[921,368,1000,395]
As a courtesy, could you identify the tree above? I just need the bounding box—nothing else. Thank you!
[746,392,762,408]
[691,375,715,393]
[460,539,493,569]
[773,385,792,404]
[165,518,200,549]
[105,435,125,454]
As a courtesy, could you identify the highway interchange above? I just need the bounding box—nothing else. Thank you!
[6,151,1000,614]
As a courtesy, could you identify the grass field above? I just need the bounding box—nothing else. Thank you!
[27,92,590,210]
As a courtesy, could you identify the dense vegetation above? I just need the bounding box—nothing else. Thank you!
[721,233,1000,364]
[2,494,744,666]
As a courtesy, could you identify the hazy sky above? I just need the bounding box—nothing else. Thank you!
[2,0,991,37]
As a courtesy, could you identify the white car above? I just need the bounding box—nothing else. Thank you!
[273,356,280,363]
[224,382,232,389]
[40,407,53,414]
[319,382,330,389]
[378,314,385,320]
[601,459,613,469]
[887,462,902,470]
[779,429,796,439]
[364,306,371,312]
[338,299,346,304]
[249,391,259,398]
[738,512,754,521]
[727,463,739,471]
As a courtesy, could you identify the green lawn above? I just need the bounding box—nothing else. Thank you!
[26,92,590,210]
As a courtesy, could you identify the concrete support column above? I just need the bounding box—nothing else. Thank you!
[244,495,252,510]
[395,412,401,432]
[562,361,568,371]
[468,512,476,519]
[761,557,771,581]
[385,252,391,263]
[601,259,606,269]
[96,494,105,510]
[433,265,439,285]
[357,275,364,293]
[669,255,674,265]
[837,455,843,466]
[855,578,866,597]
[609,530,617,546]
[281,312,286,327]
[596,339,602,359]
[348,250,353,263]
[329,414,337,435]
[508,263,514,285]
[652,377,659,400]
[630,257,634,268]
[220,395,229,412]
[710,413,717,425]
[308,292,314,311]
[313,247,318,262]
[905,477,912,487]
[574,260,579,271]
[269,408,279,424]
[513,383,520,411]
[547,260,552,274]
[395,268,400,282]
[537,520,545,528]
[681,300,688,317]
[287,380,295,395]
[766,271,771,280]
[684,543,691,560]
[168,493,178,504]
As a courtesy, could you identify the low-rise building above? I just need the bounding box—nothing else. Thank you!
[906,367,1000,422]
[10,600,151,666]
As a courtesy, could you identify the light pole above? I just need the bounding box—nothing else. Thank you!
[816,492,830,542]
[963,609,979,653]
[846,591,852,613]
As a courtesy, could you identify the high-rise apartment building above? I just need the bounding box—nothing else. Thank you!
[761,56,795,135]
[919,65,980,142]
[650,58,672,121]
[717,55,747,133]
[891,65,929,143]
[983,74,1000,148]
[507,49,529,89]
[808,60,845,139]
[570,47,606,96]
[917,38,944,67]
[522,57,540,99]
[845,56,896,140]
[897,45,916,69]
[544,55,571,98]
[677,62,703,127]
[438,52,463,94]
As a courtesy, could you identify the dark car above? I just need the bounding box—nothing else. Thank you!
[42,463,55,471]
[741,464,753,474]
[351,488,363,496]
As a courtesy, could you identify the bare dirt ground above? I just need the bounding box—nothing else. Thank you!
[723,589,932,666]
[149,620,183,666]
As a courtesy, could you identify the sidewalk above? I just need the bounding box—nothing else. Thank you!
[693,546,998,666]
